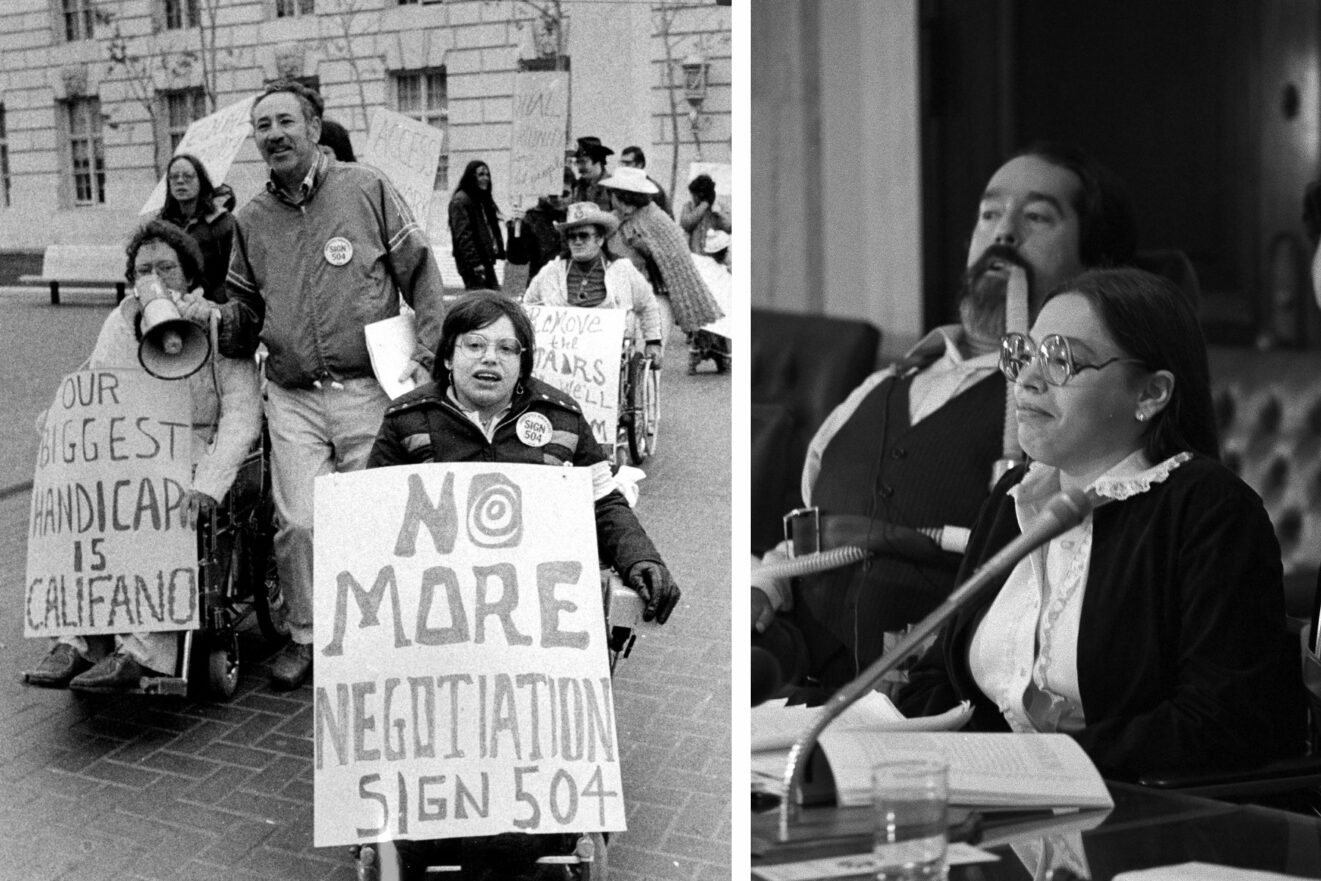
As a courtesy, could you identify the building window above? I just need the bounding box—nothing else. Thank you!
[0,105,10,208]
[393,68,448,190]
[66,97,105,205]
[61,0,96,41]
[163,89,207,151]
[275,0,315,18]
[163,0,200,29]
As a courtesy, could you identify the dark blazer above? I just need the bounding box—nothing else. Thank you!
[897,454,1304,782]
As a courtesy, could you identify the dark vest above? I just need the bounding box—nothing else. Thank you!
[794,368,1007,688]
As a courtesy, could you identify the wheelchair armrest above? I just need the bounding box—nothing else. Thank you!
[1137,753,1321,798]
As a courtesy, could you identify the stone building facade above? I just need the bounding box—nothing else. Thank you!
[0,0,730,250]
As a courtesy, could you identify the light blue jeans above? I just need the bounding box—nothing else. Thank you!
[265,377,391,645]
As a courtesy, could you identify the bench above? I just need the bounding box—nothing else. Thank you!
[19,244,127,305]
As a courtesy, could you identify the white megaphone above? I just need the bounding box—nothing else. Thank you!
[135,276,210,380]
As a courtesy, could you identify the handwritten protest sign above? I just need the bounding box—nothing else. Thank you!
[140,96,257,215]
[25,370,197,637]
[362,107,446,235]
[312,463,625,846]
[509,72,570,212]
[523,305,624,449]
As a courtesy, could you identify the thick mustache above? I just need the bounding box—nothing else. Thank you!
[968,243,1032,280]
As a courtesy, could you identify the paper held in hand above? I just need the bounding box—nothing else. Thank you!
[364,313,419,400]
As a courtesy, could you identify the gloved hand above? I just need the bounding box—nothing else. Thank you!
[644,341,664,371]
[626,560,679,624]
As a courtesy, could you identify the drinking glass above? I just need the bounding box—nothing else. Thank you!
[871,756,949,880]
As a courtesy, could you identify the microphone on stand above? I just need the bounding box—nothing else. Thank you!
[774,486,1097,842]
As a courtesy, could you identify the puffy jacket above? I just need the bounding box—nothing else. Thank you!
[367,376,661,574]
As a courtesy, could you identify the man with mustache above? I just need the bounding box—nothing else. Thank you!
[197,80,447,691]
[752,142,1137,698]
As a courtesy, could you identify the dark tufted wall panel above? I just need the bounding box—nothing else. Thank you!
[1210,346,1321,616]
[751,309,881,554]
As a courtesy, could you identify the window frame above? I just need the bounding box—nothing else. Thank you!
[60,0,96,42]
[64,96,106,206]
[162,0,201,30]
[0,103,10,208]
[274,0,316,19]
[158,88,208,170]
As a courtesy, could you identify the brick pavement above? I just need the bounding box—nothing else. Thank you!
[0,304,731,880]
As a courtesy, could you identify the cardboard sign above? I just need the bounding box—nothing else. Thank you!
[509,72,570,211]
[362,107,446,235]
[523,305,625,450]
[312,463,625,846]
[140,96,257,215]
[25,370,198,637]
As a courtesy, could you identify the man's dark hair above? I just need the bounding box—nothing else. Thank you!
[609,188,652,209]
[318,118,356,162]
[1045,266,1218,462]
[622,146,646,167]
[252,79,324,124]
[160,153,218,222]
[432,293,536,386]
[1013,141,1137,268]
[124,219,205,289]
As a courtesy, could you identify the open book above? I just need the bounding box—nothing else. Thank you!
[752,692,1111,813]
[819,729,1113,812]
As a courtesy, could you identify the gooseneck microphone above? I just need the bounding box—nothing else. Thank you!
[774,486,1096,842]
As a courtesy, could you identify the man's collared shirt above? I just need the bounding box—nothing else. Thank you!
[265,150,326,206]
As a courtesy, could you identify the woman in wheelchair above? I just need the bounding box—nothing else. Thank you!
[27,220,262,692]
[364,293,677,877]
[895,268,1304,781]
[522,201,664,369]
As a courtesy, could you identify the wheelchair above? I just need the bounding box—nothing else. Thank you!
[142,434,289,699]
[349,569,645,880]
[615,336,660,466]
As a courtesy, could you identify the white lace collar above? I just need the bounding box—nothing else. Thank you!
[1010,450,1192,508]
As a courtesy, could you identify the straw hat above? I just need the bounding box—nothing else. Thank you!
[555,201,620,236]
[704,230,731,254]
[598,167,659,195]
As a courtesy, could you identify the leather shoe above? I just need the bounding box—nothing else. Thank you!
[25,644,91,688]
[69,653,145,693]
[269,641,313,690]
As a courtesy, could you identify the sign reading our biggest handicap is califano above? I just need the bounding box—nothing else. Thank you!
[312,463,625,847]
[25,370,198,638]
[523,305,625,450]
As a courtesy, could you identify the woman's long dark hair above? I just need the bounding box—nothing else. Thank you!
[453,160,501,238]
[1045,267,1219,462]
[160,153,217,223]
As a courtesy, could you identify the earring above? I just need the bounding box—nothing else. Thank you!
[1135,411,1147,422]
[515,380,524,396]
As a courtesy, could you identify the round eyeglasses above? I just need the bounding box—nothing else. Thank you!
[999,332,1144,387]
[455,333,524,360]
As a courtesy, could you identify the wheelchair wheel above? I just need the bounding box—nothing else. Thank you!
[209,642,239,699]
[246,503,290,644]
[625,354,659,465]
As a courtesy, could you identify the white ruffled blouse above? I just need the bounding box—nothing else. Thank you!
[968,450,1192,733]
